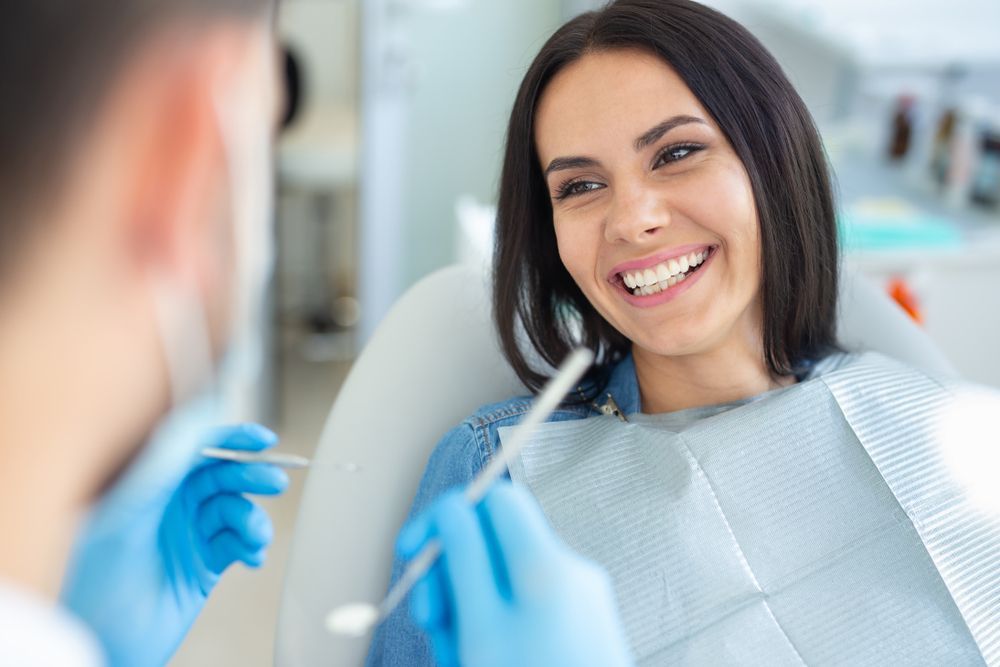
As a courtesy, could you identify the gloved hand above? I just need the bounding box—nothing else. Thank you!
[398,482,635,667]
[62,424,288,667]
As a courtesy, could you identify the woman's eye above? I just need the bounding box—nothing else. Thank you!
[555,180,604,200]
[654,143,704,168]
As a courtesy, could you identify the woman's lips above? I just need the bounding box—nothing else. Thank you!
[607,243,715,281]
[613,245,717,308]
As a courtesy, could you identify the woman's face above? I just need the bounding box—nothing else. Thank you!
[535,48,763,361]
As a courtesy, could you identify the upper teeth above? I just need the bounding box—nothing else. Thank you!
[622,250,709,291]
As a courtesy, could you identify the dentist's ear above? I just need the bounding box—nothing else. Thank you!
[114,29,259,352]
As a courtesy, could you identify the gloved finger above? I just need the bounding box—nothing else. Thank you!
[412,565,464,667]
[478,482,566,599]
[409,558,450,632]
[431,490,501,630]
[203,423,279,452]
[197,494,273,550]
[400,513,455,639]
[204,530,268,573]
[231,503,273,551]
[184,461,288,506]
[238,545,268,569]
[397,509,434,561]
[428,627,460,667]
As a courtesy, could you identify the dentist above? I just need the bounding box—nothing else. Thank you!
[0,1,287,664]
[0,2,634,666]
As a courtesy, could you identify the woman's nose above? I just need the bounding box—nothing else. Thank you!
[603,184,671,244]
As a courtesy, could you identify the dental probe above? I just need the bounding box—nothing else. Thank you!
[200,447,311,470]
[325,347,595,638]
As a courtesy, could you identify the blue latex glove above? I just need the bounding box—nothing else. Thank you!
[62,424,288,667]
[398,482,635,667]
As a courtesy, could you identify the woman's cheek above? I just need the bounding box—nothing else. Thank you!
[554,221,588,281]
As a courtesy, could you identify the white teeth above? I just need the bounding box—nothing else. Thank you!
[620,247,713,296]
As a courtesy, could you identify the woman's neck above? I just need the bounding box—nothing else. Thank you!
[632,342,794,414]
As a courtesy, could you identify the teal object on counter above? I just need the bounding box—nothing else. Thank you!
[838,205,963,252]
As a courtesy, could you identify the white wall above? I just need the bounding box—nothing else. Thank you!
[358,0,565,338]
[279,0,359,107]
[398,0,565,283]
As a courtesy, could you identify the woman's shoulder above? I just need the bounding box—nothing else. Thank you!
[810,350,991,408]
[826,350,1000,401]
[408,394,593,518]
[444,394,594,463]
[815,350,948,384]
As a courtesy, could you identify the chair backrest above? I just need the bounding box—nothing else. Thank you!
[274,263,955,666]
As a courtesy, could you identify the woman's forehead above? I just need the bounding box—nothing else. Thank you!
[534,48,713,161]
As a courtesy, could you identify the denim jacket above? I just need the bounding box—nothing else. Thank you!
[364,355,641,667]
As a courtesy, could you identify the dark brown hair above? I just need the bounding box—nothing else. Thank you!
[0,0,273,269]
[493,0,840,394]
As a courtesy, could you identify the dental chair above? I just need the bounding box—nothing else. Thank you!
[274,263,955,666]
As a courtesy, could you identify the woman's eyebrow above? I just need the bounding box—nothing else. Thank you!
[544,115,708,177]
[544,155,601,178]
[633,114,707,151]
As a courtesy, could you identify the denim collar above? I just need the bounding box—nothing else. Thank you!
[599,352,641,416]
[598,350,844,418]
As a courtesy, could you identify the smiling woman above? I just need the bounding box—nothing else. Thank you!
[535,48,782,412]
[494,4,839,404]
[366,1,1000,665]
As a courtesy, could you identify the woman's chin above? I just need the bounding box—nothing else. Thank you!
[628,335,704,361]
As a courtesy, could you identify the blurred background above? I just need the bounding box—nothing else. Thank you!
[172,0,1000,663]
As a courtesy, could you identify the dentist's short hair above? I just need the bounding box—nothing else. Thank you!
[0,0,273,268]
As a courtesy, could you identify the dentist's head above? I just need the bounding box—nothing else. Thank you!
[0,0,280,590]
